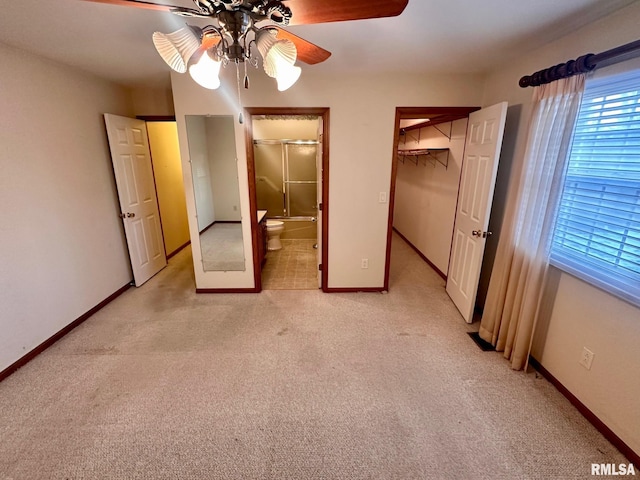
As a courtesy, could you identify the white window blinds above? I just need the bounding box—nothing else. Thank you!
[551,68,640,306]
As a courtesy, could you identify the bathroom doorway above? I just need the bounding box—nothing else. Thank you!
[245,108,329,291]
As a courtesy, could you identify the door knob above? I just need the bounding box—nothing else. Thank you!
[119,213,126,219]
[472,230,492,238]
[127,212,136,218]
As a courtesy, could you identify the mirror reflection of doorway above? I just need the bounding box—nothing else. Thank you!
[246,109,329,291]
[184,115,246,272]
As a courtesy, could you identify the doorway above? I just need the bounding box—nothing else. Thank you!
[385,107,480,284]
[104,114,190,286]
[145,119,190,260]
[245,108,330,292]
[385,105,508,322]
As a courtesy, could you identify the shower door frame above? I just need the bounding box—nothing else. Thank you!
[253,138,320,221]
[244,107,330,292]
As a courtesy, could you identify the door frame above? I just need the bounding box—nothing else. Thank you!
[384,106,480,291]
[244,107,330,292]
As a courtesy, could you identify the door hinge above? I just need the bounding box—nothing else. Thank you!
[318,203,323,211]
[318,263,323,271]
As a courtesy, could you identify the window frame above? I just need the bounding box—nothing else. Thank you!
[549,60,640,308]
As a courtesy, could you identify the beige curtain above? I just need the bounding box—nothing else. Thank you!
[479,75,586,370]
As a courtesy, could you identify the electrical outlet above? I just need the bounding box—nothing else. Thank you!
[379,192,387,203]
[361,258,369,269]
[579,347,595,370]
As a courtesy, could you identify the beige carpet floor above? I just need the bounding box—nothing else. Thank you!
[200,223,245,271]
[0,234,629,479]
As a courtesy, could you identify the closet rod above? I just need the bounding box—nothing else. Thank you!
[519,38,640,88]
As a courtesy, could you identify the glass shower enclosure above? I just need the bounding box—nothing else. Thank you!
[253,139,319,220]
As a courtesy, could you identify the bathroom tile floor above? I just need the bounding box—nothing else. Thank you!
[262,239,319,290]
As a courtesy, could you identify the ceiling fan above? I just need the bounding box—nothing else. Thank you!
[81,0,409,92]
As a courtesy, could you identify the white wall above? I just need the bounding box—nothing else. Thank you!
[130,83,175,117]
[184,115,215,231]
[393,119,468,275]
[183,116,242,232]
[205,116,241,222]
[172,70,485,289]
[0,42,134,372]
[481,2,640,455]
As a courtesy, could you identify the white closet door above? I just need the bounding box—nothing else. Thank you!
[446,102,508,322]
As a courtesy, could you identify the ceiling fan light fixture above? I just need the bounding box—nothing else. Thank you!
[255,29,297,75]
[255,29,300,90]
[275,63,301,91]
[83,0,413,93]
[152,26,202,73]
[188,50,222,90]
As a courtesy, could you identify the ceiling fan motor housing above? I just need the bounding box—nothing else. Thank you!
[218,10,252,36]
[217,10,252,60]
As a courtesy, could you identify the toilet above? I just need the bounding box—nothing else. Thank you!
[266,220,285,251]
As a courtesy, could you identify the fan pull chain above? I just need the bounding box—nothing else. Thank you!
[244,60,250,89]
[235,60,243,124]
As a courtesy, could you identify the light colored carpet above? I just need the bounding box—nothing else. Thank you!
[200,223,245,271]
[0,234,629,479]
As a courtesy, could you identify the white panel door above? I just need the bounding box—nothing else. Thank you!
[446,102,508,323]
[104,114,167,286]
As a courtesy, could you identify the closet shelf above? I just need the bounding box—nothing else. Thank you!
[397,148,449,169]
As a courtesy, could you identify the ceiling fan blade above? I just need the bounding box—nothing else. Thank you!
[79,0,178,11]
[81,0,210,18]
[273,27,331,65]
[283,0,408,25]
[201,34,221,51]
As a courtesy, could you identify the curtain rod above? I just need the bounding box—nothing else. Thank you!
[519,38,640,88]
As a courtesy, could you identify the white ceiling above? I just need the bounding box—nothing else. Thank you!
[0,0,636,89]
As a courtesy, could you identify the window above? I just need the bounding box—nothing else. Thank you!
[551,67,640,306]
